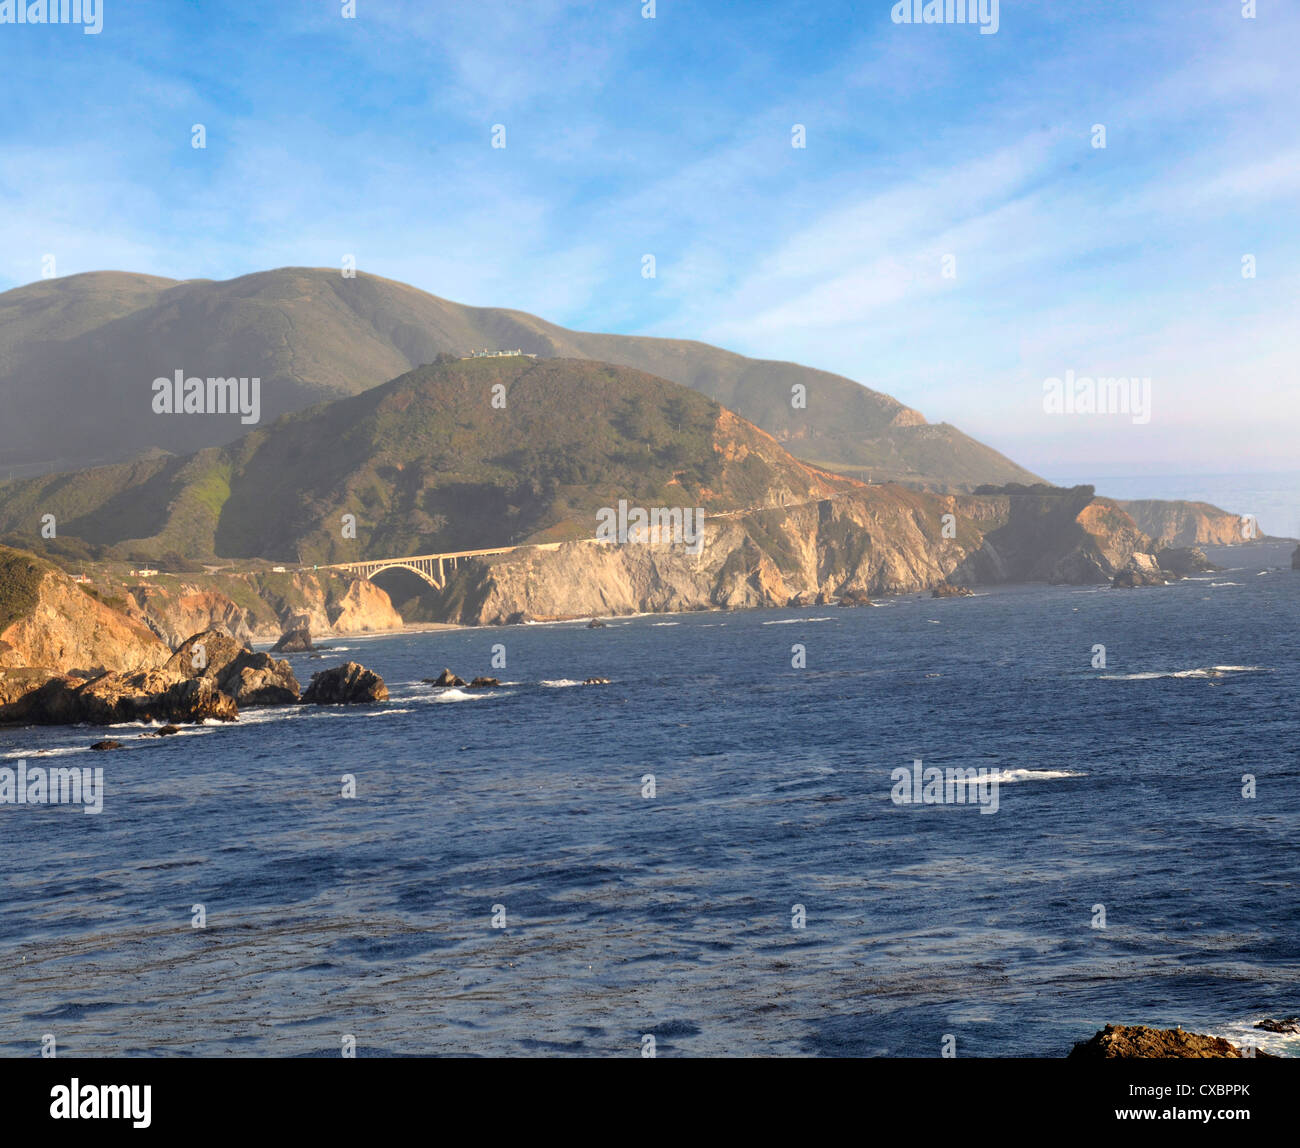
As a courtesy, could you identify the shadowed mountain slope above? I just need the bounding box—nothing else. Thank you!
[0,268,1040,488]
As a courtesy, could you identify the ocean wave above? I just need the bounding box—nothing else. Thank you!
[650,622,680,627]
[762,617,833,625]
[1,744,93,759]
[539,679,583,688]
[430,688,497,702]
[1210,582,1242,587]
[994,768,1085,783]
[1100,666,1268,681]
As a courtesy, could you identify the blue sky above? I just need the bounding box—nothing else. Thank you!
[0,0,1296,476]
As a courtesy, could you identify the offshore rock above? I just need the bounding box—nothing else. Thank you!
[302,662,388,705]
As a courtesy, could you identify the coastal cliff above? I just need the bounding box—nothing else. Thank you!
[120,569,403,645]
[0,546,168,673]
[1119,499,1246,546]
[423,484,1160,624]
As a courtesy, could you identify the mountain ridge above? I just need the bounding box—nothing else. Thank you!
[0,267,1041,489]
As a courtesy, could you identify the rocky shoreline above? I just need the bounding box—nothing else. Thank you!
[1069,1024,1281,1058]
[0,624,388,729]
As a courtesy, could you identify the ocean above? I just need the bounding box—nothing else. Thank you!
[1,541,1297,1058]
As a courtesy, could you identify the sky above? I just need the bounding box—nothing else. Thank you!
[0,0,1296,478]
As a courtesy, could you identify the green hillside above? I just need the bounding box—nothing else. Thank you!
[0,356,859,565]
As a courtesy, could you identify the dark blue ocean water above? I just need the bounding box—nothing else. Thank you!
[1,543,1297,1058]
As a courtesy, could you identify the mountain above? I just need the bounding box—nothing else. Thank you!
[0,268,1040,489]
[0,356,1167,626]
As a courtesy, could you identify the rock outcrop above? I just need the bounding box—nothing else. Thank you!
[270,624,313,652]
[166,629,300,706]
[1068,1024,1259,1059]
[1157,546,1217,576]
[425,668,465,687]
[931,583,974,598]
[301,662,388,705]
[1112,553,1171,588]
[0,546,169,673]
[4,670,239,726]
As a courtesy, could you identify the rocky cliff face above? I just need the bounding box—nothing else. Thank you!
[0,548,168,673]
[424,484,1157,624]
[121,569,403,645]
[434,489,977,624]
[951,487,1150,585]
[1119,499,1245,546]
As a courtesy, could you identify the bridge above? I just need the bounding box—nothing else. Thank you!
[317,542,568,589]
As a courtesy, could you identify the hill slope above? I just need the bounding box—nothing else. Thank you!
[0,268,1040,488]
[0,356,863,564]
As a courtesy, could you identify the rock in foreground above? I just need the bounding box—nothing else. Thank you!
[166,629,300,706]
[302,662,388,705]
[9,671,239,725]
[1068,1024,1252,1059]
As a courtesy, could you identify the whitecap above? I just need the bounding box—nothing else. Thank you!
[995,769,1086,783]
[762,617,833,625]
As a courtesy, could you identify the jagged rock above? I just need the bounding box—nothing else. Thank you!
[166,630,299,706]
[165,629,249,679]
[1255,1017,1299,1034]
[1112,553,1169,588]
[13,671,239,725]
[425,668,465,687]
[1158,546,1217,576]
[141,724,181,738]
[583,677,610,685]
[586,618,607,628]
[467,677,500,688]
[931,583,974,598]
[837,589,872,607]
[90,740,121,751]
[271,626,314,653]
[302,662,388,705]
[225,657,301,706]
[1068,1024,1254,1059]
